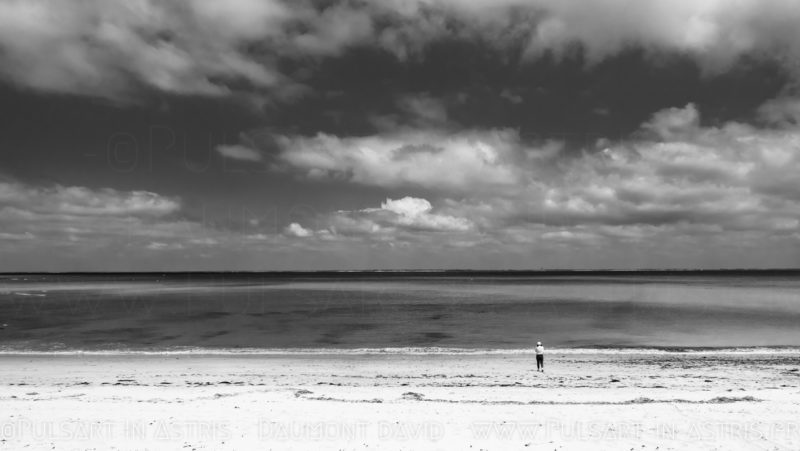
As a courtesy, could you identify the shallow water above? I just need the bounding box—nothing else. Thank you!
[0,272,798,351]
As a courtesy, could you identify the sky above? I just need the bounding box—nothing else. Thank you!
[1,0,800,271]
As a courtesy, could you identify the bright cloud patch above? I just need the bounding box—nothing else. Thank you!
[285,196,474,244]
[380,197,473,232]
[285,222,314,238]
[275,129,524,191]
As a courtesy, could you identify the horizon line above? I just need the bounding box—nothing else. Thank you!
[2,268,799,275]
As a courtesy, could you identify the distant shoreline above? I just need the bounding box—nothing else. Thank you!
[2,269,800,277]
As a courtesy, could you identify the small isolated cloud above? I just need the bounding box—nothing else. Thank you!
[285,222,314,237]
[642,103,700,139]
[216,144,263,162]
[500,89,523,104]
[380,197,473,232]
[146,241,184,251]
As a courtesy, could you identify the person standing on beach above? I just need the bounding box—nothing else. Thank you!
[535,341,544,372]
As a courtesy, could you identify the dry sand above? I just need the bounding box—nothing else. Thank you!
[1,351,799,450]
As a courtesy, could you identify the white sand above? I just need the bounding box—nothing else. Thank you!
[1,352,799,450]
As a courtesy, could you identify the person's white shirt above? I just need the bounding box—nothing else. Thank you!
[535,345,544,355]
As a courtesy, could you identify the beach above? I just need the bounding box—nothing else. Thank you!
[1,350,799,450]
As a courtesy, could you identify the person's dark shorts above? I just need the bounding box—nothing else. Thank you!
[536,354,544,365]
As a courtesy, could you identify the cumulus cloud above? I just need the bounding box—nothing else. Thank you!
[216,144,263,162]
[284,196,474,245]
[0,179,339,269]
[274,102,800,257]
[377,196,473,232]
[4,0,800,101]
[642,103,701,139]
[506,104,800,240]
[0,180,185,248]
[0,0,290,100]
[274,129,527,191]
[0,180,227,255]
[4,1,800,268]
[0,181,180,216]
[520,0,800,72]
[285,222,314,238]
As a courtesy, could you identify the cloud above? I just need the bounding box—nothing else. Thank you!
[0,178,343,269]
[0,0,383,101]
[758,96,800,126]
[515,0,800,73]
[0,231,34,241]
[397,94,450,126]
[379,197,473,232]
[499,103,800,238]
[145,241,184,251]
[274,129,528,191]
[0,180,224,253]
[216,144,263,162]
[0,181,180,216]
[4,0,800,101]
[500,89,524,105]
[272,101,800,235]
[284,222,314,238]
[642,103,701,139]
[368,93,453,132]
[283,196,474,245]
[0,0,290,100]
[273,102,800,260]
[0,180,188,250]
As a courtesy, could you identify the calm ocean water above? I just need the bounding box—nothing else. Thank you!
[0,272,799,352]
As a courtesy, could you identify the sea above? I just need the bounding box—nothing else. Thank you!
[0,271,799,354]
